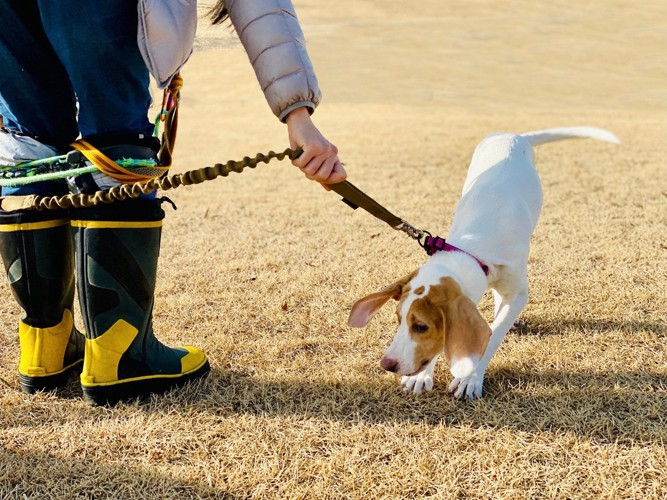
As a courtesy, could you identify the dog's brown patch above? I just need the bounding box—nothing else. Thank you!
[406,277,491,370]
[407,295,445,368]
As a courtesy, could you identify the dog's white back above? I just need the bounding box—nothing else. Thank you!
[450,127,619,270]
[449,132,543,269]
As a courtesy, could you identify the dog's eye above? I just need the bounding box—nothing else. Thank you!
[412,323,429,334]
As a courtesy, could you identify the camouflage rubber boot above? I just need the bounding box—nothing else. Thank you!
[0,209,85,393]
[71,198,209,406]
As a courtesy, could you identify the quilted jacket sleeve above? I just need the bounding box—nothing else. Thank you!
[226,0,322,121]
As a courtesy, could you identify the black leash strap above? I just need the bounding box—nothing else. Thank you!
[327,180,488,271]
[290,147,405,231]
[328,180,404,229]
[327,180,426,242]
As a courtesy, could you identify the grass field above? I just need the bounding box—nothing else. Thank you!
[1,1,666,498]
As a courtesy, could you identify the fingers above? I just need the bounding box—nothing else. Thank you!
[284,107,347,184]
[300,150,336,180]
[317,161,347,190]
[294,145,347,184]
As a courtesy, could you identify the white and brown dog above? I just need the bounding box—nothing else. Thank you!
[348,127,619,399]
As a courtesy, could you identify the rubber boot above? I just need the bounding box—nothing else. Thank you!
[0,209,85,393]
[71,198,209,406]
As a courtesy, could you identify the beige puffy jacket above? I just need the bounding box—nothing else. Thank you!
[226,0,321,121]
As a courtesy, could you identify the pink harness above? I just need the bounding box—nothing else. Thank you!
[422,235,490,276]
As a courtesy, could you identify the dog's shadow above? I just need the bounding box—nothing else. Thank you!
[179,365,666,445]
[171,317,667,444]
[512,317,666,338]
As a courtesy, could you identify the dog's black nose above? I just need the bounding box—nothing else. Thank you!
[381,357,399,373]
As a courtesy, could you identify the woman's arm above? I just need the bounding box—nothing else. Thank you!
[225,0,320,121]
[224,0,346,185]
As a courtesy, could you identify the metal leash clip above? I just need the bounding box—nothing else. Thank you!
[395,220,426,241]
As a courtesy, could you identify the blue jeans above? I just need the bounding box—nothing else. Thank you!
[0,0,153,151]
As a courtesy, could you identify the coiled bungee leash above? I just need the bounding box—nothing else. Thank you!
[1,143,433,249]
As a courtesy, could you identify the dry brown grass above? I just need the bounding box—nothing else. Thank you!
[1,1,666,498]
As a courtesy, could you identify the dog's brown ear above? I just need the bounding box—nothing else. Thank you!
[427,277,490,377]
[443,294,491,377]
[348,270,417,327]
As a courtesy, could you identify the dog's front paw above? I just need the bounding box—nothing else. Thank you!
[448,371,485,400]
[400,371,435,395]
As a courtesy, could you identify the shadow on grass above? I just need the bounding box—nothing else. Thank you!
[169,316,667,443]
[2,364,665,454]
[512,317,666,337]
[3,318,664,447]
[0,447,231,498]
[182,365,667,445]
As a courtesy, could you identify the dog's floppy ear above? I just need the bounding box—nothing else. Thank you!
[429,277,490,378]
[348,270,417,328]
[443,293,491,378]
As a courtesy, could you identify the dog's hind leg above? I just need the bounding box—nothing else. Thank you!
[494,287,524,331]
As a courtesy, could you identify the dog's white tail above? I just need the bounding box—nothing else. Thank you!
[521,127,620,146]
